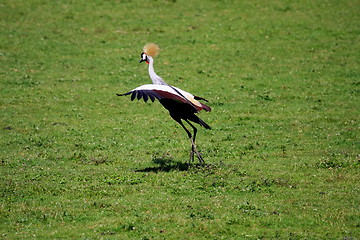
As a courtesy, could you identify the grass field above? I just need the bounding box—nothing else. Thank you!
[1,0,359,239]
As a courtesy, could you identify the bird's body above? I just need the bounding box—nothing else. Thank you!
[120,84,211,129]
[118,43,211,164]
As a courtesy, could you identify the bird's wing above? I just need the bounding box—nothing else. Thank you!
[172,86,211,112]
[117,84,211,112]
[117,84,188,104]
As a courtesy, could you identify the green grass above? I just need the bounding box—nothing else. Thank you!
[1,0,359,239]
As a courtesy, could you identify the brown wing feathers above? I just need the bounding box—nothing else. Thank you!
[118,89,211,112]
[118,89,185,103]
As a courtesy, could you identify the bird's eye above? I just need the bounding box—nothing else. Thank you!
[141,53,147,60]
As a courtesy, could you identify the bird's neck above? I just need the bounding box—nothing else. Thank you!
[147,56,167,85]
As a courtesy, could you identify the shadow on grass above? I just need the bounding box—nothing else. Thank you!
[135,157,190,172]
[135,157,215,172]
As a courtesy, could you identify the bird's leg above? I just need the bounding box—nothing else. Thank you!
[185,120,205,165]
[175,119,195,163]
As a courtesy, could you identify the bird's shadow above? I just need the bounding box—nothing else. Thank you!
[135,157,193,173]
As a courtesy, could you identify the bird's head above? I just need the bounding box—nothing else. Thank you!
[140,43,160,64]
[139,52,149,64]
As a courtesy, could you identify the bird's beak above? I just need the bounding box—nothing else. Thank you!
[139,59,149,64]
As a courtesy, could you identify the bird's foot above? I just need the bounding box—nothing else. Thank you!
[194,150,205,165]
[190,143,205,165]
[189,149,195,163]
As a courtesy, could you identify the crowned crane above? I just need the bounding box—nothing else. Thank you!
[117,43,211,164]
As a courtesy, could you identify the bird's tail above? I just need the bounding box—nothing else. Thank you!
[198,117,211,130]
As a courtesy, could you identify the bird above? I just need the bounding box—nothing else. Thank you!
[117,43,211,164]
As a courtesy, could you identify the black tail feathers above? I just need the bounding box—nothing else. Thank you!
[198,117,211,130]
